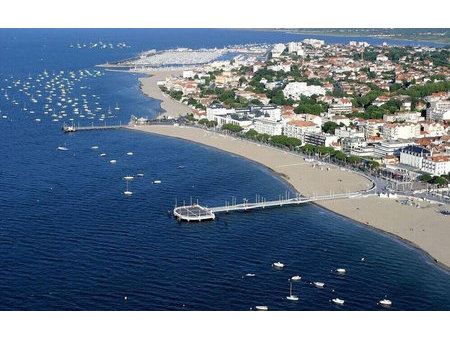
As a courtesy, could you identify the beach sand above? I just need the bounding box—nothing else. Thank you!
[128,124,450,269]
[138,70,193,119]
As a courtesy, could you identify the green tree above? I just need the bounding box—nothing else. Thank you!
[322,121,340,134]
[221,123,243,133]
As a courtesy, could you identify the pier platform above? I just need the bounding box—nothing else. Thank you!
[173,204,215,222]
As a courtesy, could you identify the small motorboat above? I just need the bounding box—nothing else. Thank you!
[336,268,346,275]
[123,190,133,196]
[313,282,325,288]
[57,146,68,151]
[379,299,392,307]
[109,160,117,164]
[124,176,134,180]
[91,146,99,150]
[272,262,284,269]
[286,295,299,301]
[332,298,344,305]
[99,153,107,157]
[137,173,144,177]
[245,273,255,277]
[291,275,301,281]
[361,257,365,262]
[178,165,185,169]
[153,180,162,184]
[254,306,268,311]
[126,152,133,156]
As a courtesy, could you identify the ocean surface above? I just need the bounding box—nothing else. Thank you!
[0,29,449,311]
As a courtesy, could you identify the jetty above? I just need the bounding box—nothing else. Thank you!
[62,122,126,133]
[173,192,362,222]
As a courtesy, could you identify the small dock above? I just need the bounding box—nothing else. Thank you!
[63,123,126,133]
[173,192,361,222]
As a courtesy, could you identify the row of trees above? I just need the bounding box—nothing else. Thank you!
[198,118,218,128]
[300,144,380,169]
[420,173,449,186]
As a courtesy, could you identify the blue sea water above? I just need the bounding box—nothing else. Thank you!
[0,29,449,311]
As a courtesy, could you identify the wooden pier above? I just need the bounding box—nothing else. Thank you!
[173,192,362,222]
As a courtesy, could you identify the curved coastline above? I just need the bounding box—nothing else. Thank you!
[131,73,450,271]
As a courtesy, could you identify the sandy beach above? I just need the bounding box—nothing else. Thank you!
[138,70,193,119]
[128,124,450,269]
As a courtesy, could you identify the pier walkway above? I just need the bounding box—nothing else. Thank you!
[173,192,362,222]
[62,123,126,133]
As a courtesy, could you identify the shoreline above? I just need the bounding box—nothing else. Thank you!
[128,124,450,271]
[248,28,449,46]
[134,72,450,271]
[138,69,192,120]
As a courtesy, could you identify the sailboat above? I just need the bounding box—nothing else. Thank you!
[286,279,299,301]
[115,102,120,111]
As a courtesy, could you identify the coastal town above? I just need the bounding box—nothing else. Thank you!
[124,40,450,199]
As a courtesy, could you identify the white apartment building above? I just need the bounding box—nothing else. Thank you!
[374,141,411,159]
[214,114,253,128]
[182,70,195,78]
[206,104,235,121]
[341,137,374,157]
[383,112,424,123]
[422,122,447,137]
[283,82,325,100]
[253,118,284,136]
[335,127,364,139]
[261,106,281,121]
[383,123,421,141]
[399,145,431,169]
[287,42,304,56]
[426,100,450,121]
[303,39,325,48]
[284,120,321,141]
[327,98,353,115]
[422,156,450,176]
[304,132,337,147]
[364,119,385,138]
[271,43,286,58]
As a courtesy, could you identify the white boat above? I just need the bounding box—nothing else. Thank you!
[332,298,344,305]
[99,153,107,157]
[291,275,301,281]
[57,146,68,151]
[91,146,99,150]
[137,173,144,177]
[272,262,284,269]
[286,280,299,301]
[254,306,268,311]
[336,268,346,275]
[313,282,325,288]
[35,118,41,122]
[124,176,134,181]
[379,299,392,307]
[126,152,133,156]
[153,180,162,184]
[124,180,132,195]
[109,160,117,164]
[245,273,255,277]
